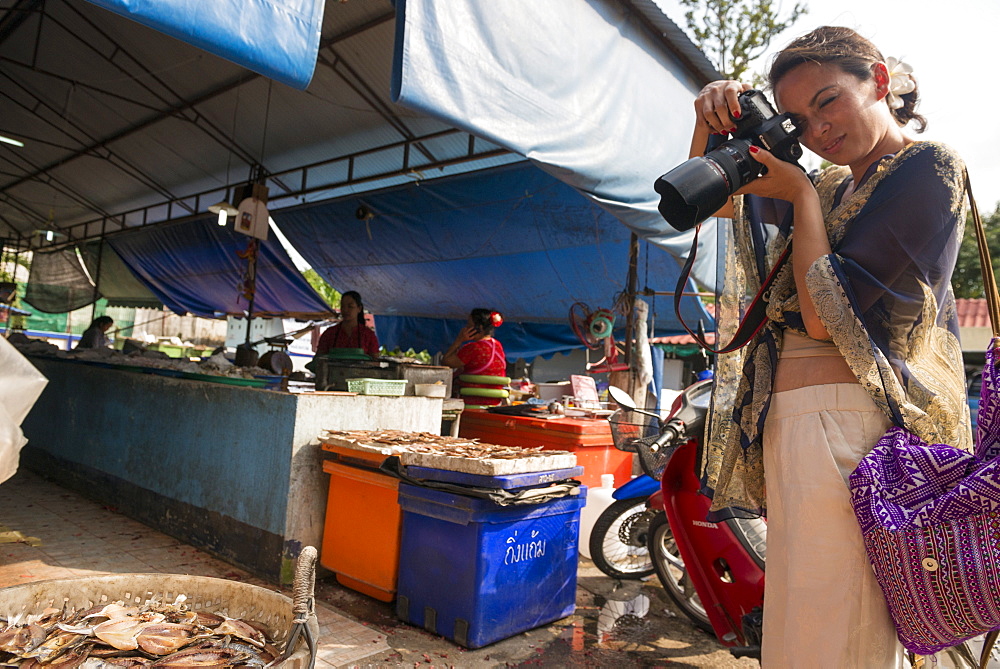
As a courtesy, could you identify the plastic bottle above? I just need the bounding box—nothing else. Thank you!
[578,474,616,559]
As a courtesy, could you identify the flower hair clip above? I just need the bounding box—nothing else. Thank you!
[884,57,915,110]
[490,311,503,327]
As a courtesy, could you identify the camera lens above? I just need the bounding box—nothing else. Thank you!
[654,158,731,232]
[654,139,757,231]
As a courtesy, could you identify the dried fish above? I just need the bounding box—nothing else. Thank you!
[23,629,89,663]
[3,596,284,669]
[220,641,266,668]
[46,641,91,669]
[80,656,152,669]
[84,605,141,622]
[135,624,201,656]
[93,618,149,651]
[149,647,247,668]
[213,620,263,649]
[0,623,46,655]
[190,613,224,629]
[57,623,96,635]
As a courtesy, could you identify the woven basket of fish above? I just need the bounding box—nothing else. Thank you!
[0,547,319,669]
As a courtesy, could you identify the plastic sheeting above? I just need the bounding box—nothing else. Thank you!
[83,0,324,89]
[24,249,96,314]
[80,242,163,310]
[274,161,712,360]
[0,339,47,485]
[107,218,332,318]
[392,0,722,288]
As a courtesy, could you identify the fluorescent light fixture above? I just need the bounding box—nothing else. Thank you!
[208,200,239,216]
[32,228,66,241]
[0,134,24,148]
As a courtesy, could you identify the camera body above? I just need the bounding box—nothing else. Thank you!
[654,89,802,232]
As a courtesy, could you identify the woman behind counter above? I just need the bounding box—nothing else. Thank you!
[75,315,113,349]
[315,291,380,360]
[443,308,507,406]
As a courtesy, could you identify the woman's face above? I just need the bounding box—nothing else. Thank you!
[774,61,894,173]
[340,295,361,323]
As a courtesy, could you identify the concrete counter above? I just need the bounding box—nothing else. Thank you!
[20,358,442,583]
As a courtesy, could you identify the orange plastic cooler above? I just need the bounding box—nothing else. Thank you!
[457,410,631,488]
[320,445,401,602]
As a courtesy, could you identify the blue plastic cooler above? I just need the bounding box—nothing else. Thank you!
[395,481,587,648]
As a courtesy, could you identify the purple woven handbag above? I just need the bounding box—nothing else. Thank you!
[849,174,1000,659]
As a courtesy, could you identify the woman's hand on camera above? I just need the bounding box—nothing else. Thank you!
[738,145,816,206]
[695,80,753,136]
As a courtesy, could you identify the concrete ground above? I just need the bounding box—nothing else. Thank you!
[0,469,759,668]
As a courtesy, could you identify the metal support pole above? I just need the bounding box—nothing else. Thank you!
[89,237,105,322]
[244,238,259,346]
[624,232,639,368]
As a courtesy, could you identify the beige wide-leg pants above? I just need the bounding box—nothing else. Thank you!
[761,383,903,668]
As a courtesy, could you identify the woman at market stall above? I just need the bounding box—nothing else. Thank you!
[443,308,507,406]
[75,315,114,349]
[315,291,380,360]
[698,26,969,666]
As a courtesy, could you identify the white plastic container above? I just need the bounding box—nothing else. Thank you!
[536,381,571,402]
[578,473,616,559]
[414,383,447,398]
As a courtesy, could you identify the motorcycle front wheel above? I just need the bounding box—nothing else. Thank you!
[588,499,657,580]
[647,512,712,633]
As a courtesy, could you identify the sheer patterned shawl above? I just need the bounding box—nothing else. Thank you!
[703,141,972,516]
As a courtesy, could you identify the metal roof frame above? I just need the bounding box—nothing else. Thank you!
[0,0,717,253]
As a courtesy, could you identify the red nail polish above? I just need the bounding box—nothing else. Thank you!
[749,145,760,154]
[733,110,742,119]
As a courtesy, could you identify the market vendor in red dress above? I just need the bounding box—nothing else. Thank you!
[443,308,507,406]
[315,291,380,360]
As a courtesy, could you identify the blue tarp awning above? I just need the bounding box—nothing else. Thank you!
[274,162,712,359]
[392,0,722,289]
[107,218,331,318]
[83,0,325,89]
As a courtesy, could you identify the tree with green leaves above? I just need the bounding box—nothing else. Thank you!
[0,248,30,330]
[680,0,808,82]
[953,203,1000,299]
[303,269,340,312]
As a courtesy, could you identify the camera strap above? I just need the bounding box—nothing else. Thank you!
[673,222,791,355]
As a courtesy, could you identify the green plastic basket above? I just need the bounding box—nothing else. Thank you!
[346,377,407,396]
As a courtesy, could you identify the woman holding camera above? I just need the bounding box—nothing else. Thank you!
[696,27,970,666]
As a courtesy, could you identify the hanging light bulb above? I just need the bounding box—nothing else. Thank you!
[208,200,239,226]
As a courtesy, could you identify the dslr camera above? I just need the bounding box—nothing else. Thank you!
[654,89,802,231]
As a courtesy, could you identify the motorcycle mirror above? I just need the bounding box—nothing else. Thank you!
[608,386,637,410]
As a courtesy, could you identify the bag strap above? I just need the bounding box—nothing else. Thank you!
[673,221,791,355]
[968,170,1000,338]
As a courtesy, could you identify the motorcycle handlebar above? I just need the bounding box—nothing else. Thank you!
[653,421,682,450]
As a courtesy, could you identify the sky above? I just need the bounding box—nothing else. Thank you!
[653,0,1000,211]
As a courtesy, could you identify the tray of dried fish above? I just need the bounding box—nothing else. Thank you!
[398,444,576,476]
[320,429,483,456]
[0,548,319,669]
[320,429,576,475]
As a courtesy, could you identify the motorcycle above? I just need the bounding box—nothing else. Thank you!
[586,471,660,580]
[607,381,1000,667]
[607,381,766,658]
